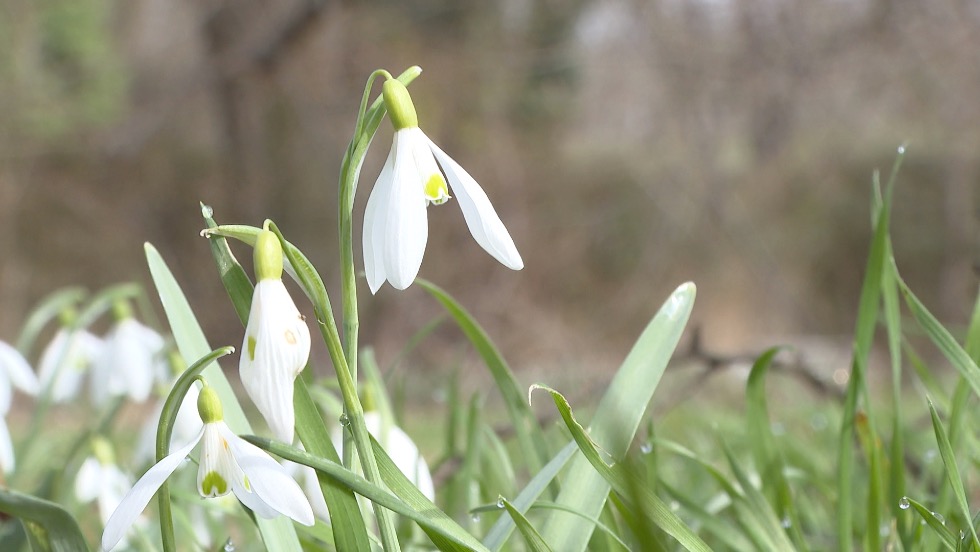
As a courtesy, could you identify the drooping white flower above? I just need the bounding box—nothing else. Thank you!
[75,439,133,526]
[332,411,435,500]
[134,382,203,465]
[240,229,311,444]
[92,304,166,405]
[101,384,314,552]
[38,328,103,403]
[0,341,40,473]
[362,77,523,293]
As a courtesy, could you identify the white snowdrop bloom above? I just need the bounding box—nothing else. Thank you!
[93,311,166,405]
[362,77,523,293]
[282,446,330,522]
[240,230,311,444]
[332,411,435,500]
[101,384,314,552]
[38,328,103,403]
[0,341,40,472]
[75,439,133,526]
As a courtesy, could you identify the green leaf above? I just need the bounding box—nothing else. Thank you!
[247,436,490,552]
[927,399,980,550]
[499,497,553,552]
[903,497,956,551]
[539,282,697,551]
[0,488,89,552]
[144,242,302,551]
[416,279,549,474]
[531,384,710,552]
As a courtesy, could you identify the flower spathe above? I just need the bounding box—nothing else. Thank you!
[100,384,314,552]
[362,78,523,293]
[240,230,311,444]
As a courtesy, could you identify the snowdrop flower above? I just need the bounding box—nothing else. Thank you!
[134,382,203,465]
[38,322,103,403]
[101,382,314,551]
[332,411,434,500]
[75,438,133,526]
[0,340,37,472]
[240,229,311,444]
[362,77,523,293]
[92,300,166,405]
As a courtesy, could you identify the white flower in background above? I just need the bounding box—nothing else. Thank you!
[332,411,435,500]
[75,438,133,526]
[363,77,523,293]
[101,383,314,552]
[92,301,166,405]
[240,229,311,444]
[282,445,330,521]
[0,340,38,472]
[38,327,103,403]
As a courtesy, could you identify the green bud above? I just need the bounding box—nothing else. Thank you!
[91,436,116,465]
[254,230,283,281]
[111,299,133,322]
[383,79,419,130]
[197,384,223,424]
[58,307,78,328]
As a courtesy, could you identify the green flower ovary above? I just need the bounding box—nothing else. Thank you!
[197,385,224,424]
[201,470,228,496]
[383,79,419,130]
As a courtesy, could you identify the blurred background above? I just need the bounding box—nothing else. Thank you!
[1,0,978,401]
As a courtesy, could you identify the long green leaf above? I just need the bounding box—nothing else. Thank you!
[903,497,956,551]
[0,488,89,552]
[540,282,696,551]
[144,243,302,551]
[416,279,548,475]
[247,436,490,552]
[532,384,710,552]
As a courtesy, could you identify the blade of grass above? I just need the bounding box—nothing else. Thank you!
[531,384,711,552]
[539,282,697,551]
[904,497,956,551]
[927,399,980,549]
[499,497,553,552]
[0,488,89,552]
[416,279,548,475]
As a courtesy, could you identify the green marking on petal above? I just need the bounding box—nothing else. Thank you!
[243,475,251,492]
[201,471,228,496]
[424,173,450,205]
[248,336,257,361]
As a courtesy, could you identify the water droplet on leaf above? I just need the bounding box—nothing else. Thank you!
[496,497,505,509]
[640,442,653,454]
[223,539,235,552]
[898,496,910,510]
[471,514,481,523]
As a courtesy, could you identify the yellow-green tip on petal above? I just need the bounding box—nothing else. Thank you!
[197,385,223,424]
[201,471,228,496]
[254,229,283,281]
[92,436,116,465]
[383,78,419,130]
[111,299,133,321]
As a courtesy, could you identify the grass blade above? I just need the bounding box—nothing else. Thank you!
[927,399,980,549]
[539,282,696,551]
[0,488,89,552]
[499,497,554,552]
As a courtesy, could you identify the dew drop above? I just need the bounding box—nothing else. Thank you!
[471,514,481,523]
[932,512,945,525]
[640,442,653,455]
[339,413,350,427]
[960,530,967,540]
[669,501,680,511]
[897,145,906,155]
[898,496,910,510]
[809,413,828,431]
[879,523,890,537]
[781,517,791,529]
[496,497,505,509]
[923,449,939,463]
[202,204,214,218]
[223,539,235,552]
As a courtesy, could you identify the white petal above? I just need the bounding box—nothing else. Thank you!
[101,428,203,552]
[98,465,133,525]
[222,425,314,526]
[364,412,435,500]
[0,371,10,416]
[239,281,310,444]
[384,129,429,290]
[363,138,397,294]
[75,457,103,502]
[0,341,39,396]
[0,417,13,473]
[426,133,524,270]
[197,423,246,497]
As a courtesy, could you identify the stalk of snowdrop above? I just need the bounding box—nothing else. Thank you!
[101,379,313,552]
[338,66,422,469]
[240,226,312,444]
